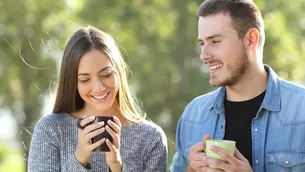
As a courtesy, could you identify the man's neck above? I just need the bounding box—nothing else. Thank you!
[225,64,268,101]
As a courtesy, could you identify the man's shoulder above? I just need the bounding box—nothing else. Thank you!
[180,88,220,120]
[187,88,220,109]
[279,78,305,95]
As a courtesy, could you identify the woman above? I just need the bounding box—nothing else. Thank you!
[28,26,168,172]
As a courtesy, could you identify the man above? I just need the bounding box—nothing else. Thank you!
[170,0,305,171]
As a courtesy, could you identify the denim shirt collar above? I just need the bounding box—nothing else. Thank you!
[210,65,281,113]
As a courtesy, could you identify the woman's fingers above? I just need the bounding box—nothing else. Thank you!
[105,138,118,152]
[78,116,95,128]
[84,127,105,143]
[107,120,120,134]
[105,125,120,148]
[83,121,104,133]
[89,138,106,150]
[112,116,121,127]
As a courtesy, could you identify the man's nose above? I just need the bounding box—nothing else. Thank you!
[200,45,213,63]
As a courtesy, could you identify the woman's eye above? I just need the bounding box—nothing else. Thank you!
[102,71,113,77]
[79,79,89,83]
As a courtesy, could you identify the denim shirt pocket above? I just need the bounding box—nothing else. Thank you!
[266,151,305,172]
[181,116,215,158]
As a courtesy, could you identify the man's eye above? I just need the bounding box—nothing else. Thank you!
[212,40,221,44]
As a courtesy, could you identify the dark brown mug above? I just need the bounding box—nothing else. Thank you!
[77,116,114,152]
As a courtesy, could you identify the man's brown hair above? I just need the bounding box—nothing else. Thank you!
[197,0,265,49]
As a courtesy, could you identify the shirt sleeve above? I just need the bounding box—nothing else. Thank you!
[27,116,91,172]
[170,151,188,172]
[62,154,92,172]
[142,128,168,172]
[170,115,189,172]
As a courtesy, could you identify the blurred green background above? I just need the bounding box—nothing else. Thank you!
[0,0,305,171]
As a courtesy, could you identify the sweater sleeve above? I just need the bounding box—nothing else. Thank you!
[142,127,168,172]
[27,115,91,172]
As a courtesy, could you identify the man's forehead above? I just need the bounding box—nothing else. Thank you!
[198,14,234,39]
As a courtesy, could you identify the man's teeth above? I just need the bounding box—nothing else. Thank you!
[210,64,223,70]
[92,93,108,100]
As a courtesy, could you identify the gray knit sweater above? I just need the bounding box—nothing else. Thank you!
[28,113,168,172]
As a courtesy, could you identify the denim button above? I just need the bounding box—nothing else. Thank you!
[255,160,259,164]
[285,161,289,165]
[254,128,259,132]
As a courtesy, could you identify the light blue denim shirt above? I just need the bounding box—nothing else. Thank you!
[170,66,305,172]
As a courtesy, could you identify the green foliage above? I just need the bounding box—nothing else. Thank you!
[0,0,71,170]
[0,143,24,172]
[256,0,305,81]
[78,0,305,166]
[0,143,7,163]
[1,0,304,171]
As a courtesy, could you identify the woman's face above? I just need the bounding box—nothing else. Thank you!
[76,50,119,114]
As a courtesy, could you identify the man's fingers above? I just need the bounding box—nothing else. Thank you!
[202,134,211,152]
[190,134,211,153]
[204,156,228,171]
[205,166,224,172]
[234,147,248,162]
[189,152,206,161]
[190,160,207,168]
[202,134,211,142]
[189,141,206,153]
[209,145,248,168]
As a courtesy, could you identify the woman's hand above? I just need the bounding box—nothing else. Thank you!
[105,116,122,172]
[75,116,106,166]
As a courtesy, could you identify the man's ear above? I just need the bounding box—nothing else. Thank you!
[244,28,259,51]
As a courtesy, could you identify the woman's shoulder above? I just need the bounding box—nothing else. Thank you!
[123,119,166,140]
[34,113,71,131]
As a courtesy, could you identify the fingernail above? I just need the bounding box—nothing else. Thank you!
[99,122,104,126]
[210,145,215,150]
[90,116,95,119]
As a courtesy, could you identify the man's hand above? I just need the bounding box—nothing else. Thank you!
[188,134,253,172]
[188,134,211,171]
[203,146,253,172]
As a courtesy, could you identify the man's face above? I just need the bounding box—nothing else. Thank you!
[198,13,249,87]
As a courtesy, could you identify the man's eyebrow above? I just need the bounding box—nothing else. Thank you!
[198,34,223,42]
[77,65,112,76]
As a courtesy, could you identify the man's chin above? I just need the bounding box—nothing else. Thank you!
[210,80,223,87]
